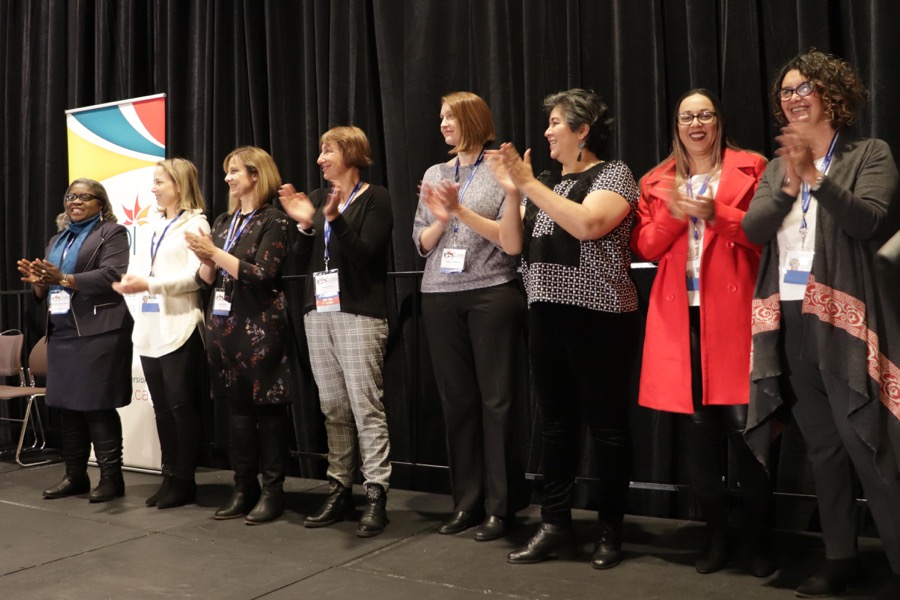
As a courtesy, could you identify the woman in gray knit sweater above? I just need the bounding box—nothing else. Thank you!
[413,91,527,542]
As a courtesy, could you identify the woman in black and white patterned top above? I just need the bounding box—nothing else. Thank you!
[491,88,640,570]
[413,92,527,542]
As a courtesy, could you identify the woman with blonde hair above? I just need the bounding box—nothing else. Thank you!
[113,158,210,509]
[187,146,294,525]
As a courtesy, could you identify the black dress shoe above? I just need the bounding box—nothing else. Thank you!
[438,510,484,535]
[795,557,862,598]
[474,515,509,542]
[507,522,577,564]
[591,521,623,570]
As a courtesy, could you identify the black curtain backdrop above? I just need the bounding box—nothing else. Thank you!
[2,0,898,527]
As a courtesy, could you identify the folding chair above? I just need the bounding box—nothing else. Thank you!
[0,332,52,466]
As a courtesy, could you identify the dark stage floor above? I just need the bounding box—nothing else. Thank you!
[0,458,892,599]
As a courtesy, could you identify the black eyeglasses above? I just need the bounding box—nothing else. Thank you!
[777,81,814,101]
[677,111,717,126]
[64,193,99,203]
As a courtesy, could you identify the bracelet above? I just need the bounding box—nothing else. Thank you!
[58,274,72,288]
[296,223,316,236]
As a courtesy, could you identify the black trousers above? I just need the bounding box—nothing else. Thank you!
[681,307,772,529]
[529,302,638,526]
[781,301,900,571]
[422,281,527,516]
[140,329,204,480]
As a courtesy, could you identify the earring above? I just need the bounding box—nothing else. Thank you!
[577,141,585,162]
[100,211,104,222]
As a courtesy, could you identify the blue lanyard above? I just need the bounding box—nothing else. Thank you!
[61,236,77,261]
[224,209,256,254]
[452,148,486,234]
[149,211,184,276]
[800,132,839,239]
[220,209,256,278]
[324,180,364,265]
[686,173,712,248]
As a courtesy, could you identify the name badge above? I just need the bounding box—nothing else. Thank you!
[49,290,71,315]
[782,249,814,285]
[439,248,466,273]
[141,294,161,313]
[686,258,700,291]
[314,269,341,312]
[211,288,232,316]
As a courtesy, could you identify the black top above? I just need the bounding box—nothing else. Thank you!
[295,184,393,319]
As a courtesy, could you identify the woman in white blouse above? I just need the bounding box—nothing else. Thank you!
[113,158,209,509]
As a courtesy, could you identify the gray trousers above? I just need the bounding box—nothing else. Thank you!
[783,301,900,572]
[304,310,391,490]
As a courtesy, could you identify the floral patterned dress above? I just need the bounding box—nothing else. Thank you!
[204,204,292,406]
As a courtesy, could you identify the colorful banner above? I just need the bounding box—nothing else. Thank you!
[66,94,166,471]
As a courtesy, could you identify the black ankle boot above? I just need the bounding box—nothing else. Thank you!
[146,472,175,507]
[357,484,388,537]
[156,477,196,509]
[215,480,261,519]
[696,526,730,574]
[305,480,353,528]
[43,473,91,499]
[507,522,578,564]
[795,557,863,598]
[591,521,623,570]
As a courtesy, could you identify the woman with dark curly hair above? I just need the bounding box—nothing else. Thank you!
[491,89,640,570]
[743,50,900,599]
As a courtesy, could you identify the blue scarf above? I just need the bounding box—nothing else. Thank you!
[47,214,101,291]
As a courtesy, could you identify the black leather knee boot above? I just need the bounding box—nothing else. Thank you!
[245,410,288,525]
[215,414,260,520]
[43,410,91,499]
[86,411,125,503]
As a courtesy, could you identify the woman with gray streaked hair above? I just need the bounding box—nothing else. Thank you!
[490,88,641,569]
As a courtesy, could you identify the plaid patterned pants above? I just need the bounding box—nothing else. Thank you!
[304,311,391,490]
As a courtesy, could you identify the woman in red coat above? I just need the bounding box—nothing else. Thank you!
[631,89,773,577]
